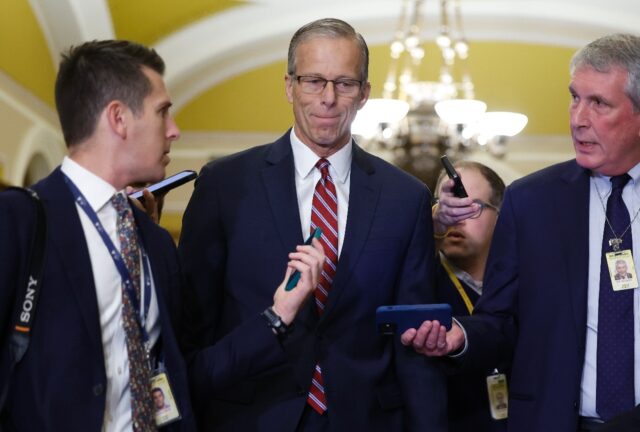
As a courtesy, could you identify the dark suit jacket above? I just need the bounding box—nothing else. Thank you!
[0,168,196,431]
[178,131,446,431]
[434,260,506,432]
[457,159,594,432]
[600,404,640,431]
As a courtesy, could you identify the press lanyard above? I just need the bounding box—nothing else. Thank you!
[63,175,153,342]
[441,257,474,315]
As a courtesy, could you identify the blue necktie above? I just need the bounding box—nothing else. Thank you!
[596,174,635,421]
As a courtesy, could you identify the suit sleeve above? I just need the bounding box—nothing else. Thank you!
[395,186,448,431]
[177,164,287,404]
[456,187,519,370]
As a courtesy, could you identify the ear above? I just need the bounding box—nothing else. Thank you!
[104,100,129,139]
[285,74,294,104]
[357,82,371,110]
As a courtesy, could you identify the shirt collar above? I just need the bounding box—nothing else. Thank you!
[627,163,640,186]
[439,251,483,295]
[289,127,352,184]
[61,156,119,212]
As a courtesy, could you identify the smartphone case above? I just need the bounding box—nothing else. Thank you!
[376,303,452,335]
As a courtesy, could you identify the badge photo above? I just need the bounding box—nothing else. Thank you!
[151,371,181,427]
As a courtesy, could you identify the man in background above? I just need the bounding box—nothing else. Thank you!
[432,161,507,432]
[179,17,445,432]
[403,33,640,431]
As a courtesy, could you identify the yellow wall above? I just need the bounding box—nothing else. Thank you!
[0,0,56,106]
[109,0,242,45]
[176,41,574,136]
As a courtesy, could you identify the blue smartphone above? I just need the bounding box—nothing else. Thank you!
[285,227,323,291]
[376,303,452,335]
[129,170,197,202]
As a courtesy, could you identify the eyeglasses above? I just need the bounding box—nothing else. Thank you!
[469,199,500,219]
[432,197,500,219]
[293,75,363,96]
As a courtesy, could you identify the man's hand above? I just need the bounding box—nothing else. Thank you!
[128,188,165,224]
[433,178,481,234]
[272,238,325,325]
[400,320,465,357]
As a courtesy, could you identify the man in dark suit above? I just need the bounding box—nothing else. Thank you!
[432,161,507,432]
[402,33,640,431]
[178,18,446,432]
[0,40,198,431]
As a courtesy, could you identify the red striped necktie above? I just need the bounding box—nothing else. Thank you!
[306,158,338,415]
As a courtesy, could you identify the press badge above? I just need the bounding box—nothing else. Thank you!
[606,250,638,291]
[150,370,181,427]
[486,371,508,420]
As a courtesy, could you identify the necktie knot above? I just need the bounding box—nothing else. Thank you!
[111,192,130,214]
[316,158,331,179]
[611,174,631,192]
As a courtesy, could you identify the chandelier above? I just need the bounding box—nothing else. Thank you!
[352,0,527,186]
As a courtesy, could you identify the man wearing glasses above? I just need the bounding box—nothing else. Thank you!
[179,17,445,432]
[432,161,507,432]
[402,34,640,431]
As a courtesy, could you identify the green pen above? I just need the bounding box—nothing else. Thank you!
[285,227,323,291]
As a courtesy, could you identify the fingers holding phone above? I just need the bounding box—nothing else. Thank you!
[400,320,465,357]
[128,188,165,224]
[435,179,480,224]
[434,156,481,228]
[128,170,196,224]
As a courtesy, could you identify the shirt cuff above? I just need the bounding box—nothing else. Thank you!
[448,317,468,358]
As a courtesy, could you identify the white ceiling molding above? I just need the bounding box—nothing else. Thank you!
[28,0,114,69]
[155,0,640,112]
[0,70,59,130]
[12,125,65,186]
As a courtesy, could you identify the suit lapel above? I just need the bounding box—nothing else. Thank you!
[37,169,103,356]
[320,144,381,322]
[261,134,305,255]
[558,163,591,349]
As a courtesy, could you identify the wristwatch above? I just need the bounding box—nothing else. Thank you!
[261,306,292,337]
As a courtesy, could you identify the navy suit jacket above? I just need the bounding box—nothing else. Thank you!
[457,159,592,432]
[0,169,196,431]
[600,404,640,431]
[434,260,506,432]
[178,131,446,431]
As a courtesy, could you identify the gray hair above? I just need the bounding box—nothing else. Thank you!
[287,18,369,82]
[571,33,640,112]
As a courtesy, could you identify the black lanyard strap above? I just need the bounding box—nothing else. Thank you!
[0,187,47,419]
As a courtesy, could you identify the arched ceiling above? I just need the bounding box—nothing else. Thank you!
[13,0,640,136]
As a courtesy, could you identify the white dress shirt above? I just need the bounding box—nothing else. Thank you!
[61,157,160,432]
[580,163,640,417]
[290,128,352,256]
